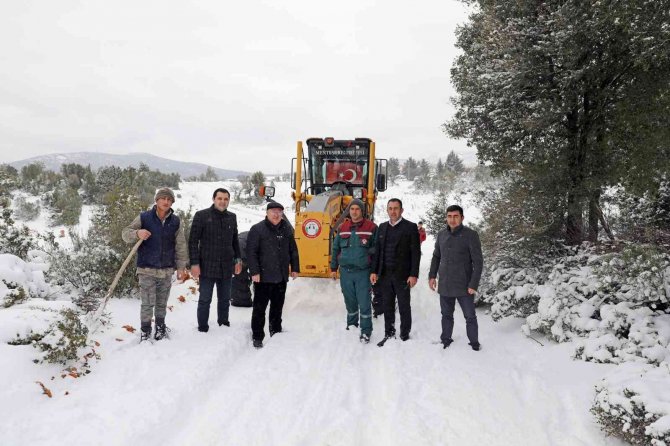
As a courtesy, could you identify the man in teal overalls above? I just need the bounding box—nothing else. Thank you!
[330,199,378,343]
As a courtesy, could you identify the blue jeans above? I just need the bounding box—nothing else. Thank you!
[197,276,232,330]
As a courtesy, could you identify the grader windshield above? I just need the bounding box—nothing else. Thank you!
[305,138,371,196]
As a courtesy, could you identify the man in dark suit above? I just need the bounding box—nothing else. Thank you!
[370,198,421,341]
[189,188,242,332]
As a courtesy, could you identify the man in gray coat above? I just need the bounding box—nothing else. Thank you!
[428,205,483,350]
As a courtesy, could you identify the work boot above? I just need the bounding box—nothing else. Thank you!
[140,328,152,343]
[400,333,410,341]
[359,334,370,344]
[253,339,263,349]
[154,323,169,341]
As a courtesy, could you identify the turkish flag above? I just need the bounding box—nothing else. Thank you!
[326,161,364,184]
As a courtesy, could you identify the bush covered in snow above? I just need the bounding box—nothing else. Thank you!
[45,232,125,313]
[0,209,38,260]
[13,196,40,221]
[592,362,670,445]
[483,241,670,444]
[9,307,89,364]
[1,280,28,308]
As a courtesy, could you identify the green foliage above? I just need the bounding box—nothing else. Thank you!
[20,162,62,195]
[445,151,464,174]
[402,157,419,181]
[1,280,28,308]
[424,192,450,236]
[446,0,670,244]
[10,308,89,365]
[94,165,180,205]
[13,196,40,221]
[198,166,219,181]
[51,185,83,226]
[40,308,89,364]
[44,232,121,313]
[387,158,401,180]
[0,164,19,198]
[0,208,37,260]
[176,206,194,247]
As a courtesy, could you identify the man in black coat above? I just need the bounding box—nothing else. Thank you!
[246,202,300,348]
[189,188,242,332]
[429,204,484,350]
[370,198,421,341]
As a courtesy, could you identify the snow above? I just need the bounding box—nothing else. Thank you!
[0,180,628,445]
[0,272,625,446]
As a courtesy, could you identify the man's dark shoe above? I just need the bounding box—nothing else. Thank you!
[198,327,209,333]
[469,342,481,351]
[219,321,230,327]
[140,329,152,342]
[385,329,396,338]
[154,324,170,341]
[253,339,263,349]
[269,328,282,337]
[442,339,454,349]
[400,333,410,341]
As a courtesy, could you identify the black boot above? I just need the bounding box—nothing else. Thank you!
[154,323,170,341]
[253,339,263,349]
[140,327,152,343]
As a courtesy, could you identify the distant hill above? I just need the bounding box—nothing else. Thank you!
[9,152,248,180]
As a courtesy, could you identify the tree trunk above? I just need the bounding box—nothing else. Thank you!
[587,188,601,242]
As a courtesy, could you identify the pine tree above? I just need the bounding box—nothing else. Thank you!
[445,151,465,174]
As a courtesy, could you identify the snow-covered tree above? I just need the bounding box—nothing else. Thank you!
[445,150,464,174]
[446,0,670,244]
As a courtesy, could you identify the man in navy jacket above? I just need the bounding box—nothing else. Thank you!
[123,187,188,341]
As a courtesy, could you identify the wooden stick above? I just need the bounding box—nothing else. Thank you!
[89,239,143,333]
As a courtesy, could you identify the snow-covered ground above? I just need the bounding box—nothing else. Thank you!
[0,180,625,446]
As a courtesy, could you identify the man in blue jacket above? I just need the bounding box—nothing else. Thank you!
[429,205,484,350]
[123,187,188,342]
[330,199,378,343]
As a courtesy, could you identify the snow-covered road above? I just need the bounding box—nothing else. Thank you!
[0,256,624,446]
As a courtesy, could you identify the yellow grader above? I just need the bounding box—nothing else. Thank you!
[265,137,387,278]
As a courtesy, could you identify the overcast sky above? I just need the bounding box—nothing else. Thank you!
[0,0,474,173]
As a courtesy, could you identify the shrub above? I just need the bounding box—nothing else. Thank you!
[0,208,37,260]
[13,196,40,221]
[1,280,28,308]
[9,308,89,365]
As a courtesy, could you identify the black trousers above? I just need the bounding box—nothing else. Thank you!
[251,281,287,341]
[378,275,412,336]
[440,295,478,344]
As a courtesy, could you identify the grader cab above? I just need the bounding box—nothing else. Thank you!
[284,137,387,278]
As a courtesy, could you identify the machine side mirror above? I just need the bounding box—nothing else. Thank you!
[376,174,387,192]
[259,185,276,198]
